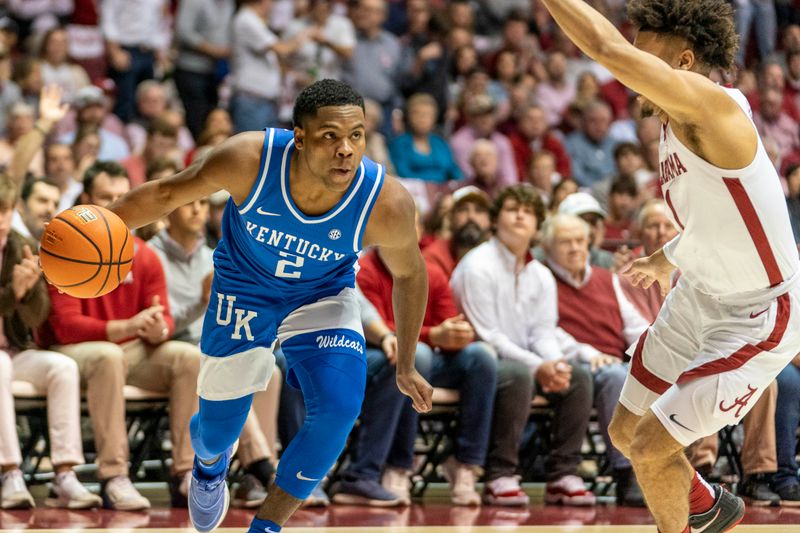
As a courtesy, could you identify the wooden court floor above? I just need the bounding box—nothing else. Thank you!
[2,504,799,532]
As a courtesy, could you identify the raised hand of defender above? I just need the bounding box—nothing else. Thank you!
[38,85,69,127]
[12,245,41,301]
[396,368,433,413]
[622,248,676,297]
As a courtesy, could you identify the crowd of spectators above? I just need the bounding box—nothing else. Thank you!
[2,0,800,515]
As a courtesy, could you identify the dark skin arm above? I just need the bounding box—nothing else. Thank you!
[108,132,262,228]
[540,0,757,170]
[363,176,433,413]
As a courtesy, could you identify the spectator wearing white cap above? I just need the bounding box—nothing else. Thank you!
[557,191,614,269]
[56,85,130,161]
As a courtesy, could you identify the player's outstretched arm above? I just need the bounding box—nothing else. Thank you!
[363,176,433,413]
[540,0,731,125]
[109,132,263,229]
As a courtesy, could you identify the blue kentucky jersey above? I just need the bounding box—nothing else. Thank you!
[216,128,385,297]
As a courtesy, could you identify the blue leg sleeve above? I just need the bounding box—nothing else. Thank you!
[273,351,366,499]
[190,394,253,462]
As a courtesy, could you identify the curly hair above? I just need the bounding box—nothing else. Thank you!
[491,184,547,227]
[292,79,365,128]
[628,0,739,72]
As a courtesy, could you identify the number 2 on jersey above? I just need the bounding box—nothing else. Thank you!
[275,251,304,279]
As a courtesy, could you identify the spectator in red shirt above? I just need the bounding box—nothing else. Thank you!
[351,246,497,507]
[122,117,180,188]
[423,185,492,279]
[45,161,200,511]
[603,177,639,250]
[506,104,572,180]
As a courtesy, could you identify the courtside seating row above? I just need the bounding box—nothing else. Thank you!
[13,382,753,495]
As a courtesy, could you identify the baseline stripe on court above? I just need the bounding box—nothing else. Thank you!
[722,177,783,287]
[630,330,671,394]
[677,292,790,384]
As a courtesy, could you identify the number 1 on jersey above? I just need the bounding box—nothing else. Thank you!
[275,251,304,279]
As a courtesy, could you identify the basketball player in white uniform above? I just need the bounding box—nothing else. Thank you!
[540,1,800,532]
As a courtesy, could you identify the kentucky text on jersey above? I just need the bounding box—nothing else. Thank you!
[659,152,688,186]
[244,221,346,262]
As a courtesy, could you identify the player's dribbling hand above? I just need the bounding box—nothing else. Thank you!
[622,248,676,297]
[396,369,433,413]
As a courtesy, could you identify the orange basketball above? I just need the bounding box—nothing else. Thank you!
[39,205,134,298]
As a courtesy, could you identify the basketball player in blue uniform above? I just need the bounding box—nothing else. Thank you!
[108,80,433,533]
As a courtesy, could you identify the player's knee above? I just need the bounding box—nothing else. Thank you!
[608,413,633,456]
[629,418,676,466]
[318,384,362,425]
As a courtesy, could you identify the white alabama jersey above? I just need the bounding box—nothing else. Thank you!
[659,87,799,302]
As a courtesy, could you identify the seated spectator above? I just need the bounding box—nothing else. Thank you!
[0,42,21,137]
[0,180,101,510]
[549,178,578,214]
[364,98,394,173]
[126,81,167,154]
[419,192,454,248]
[556,192,614,269]
[450,94,518,186]
[71,124,100,172]
[57,86,130,161]
[541,213,648,506]
[344,214,496,507]
[45,144,82,210]
[149,197,276,507]
[528,150,560,205]
[465,139,505,196]
[505,104,572,181]
[535,51,575,128]
[786,164,800,243]
[0,103,45,175]
[754,87,800,165]
[122,118,180,188]
[10,177,59,240]
[39,27,91,101]
[451,185,596,507]
[615,200,677,321]
[564,100,618,187]
[390,93,462,184]
[774,354,800,504]
[12,58,43,110]
[423,185,491,279]
[45,162,201,510]
[603,177,639,248]
[590,142,650,209]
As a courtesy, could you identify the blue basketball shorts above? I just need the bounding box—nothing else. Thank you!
[197,265,365,400]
